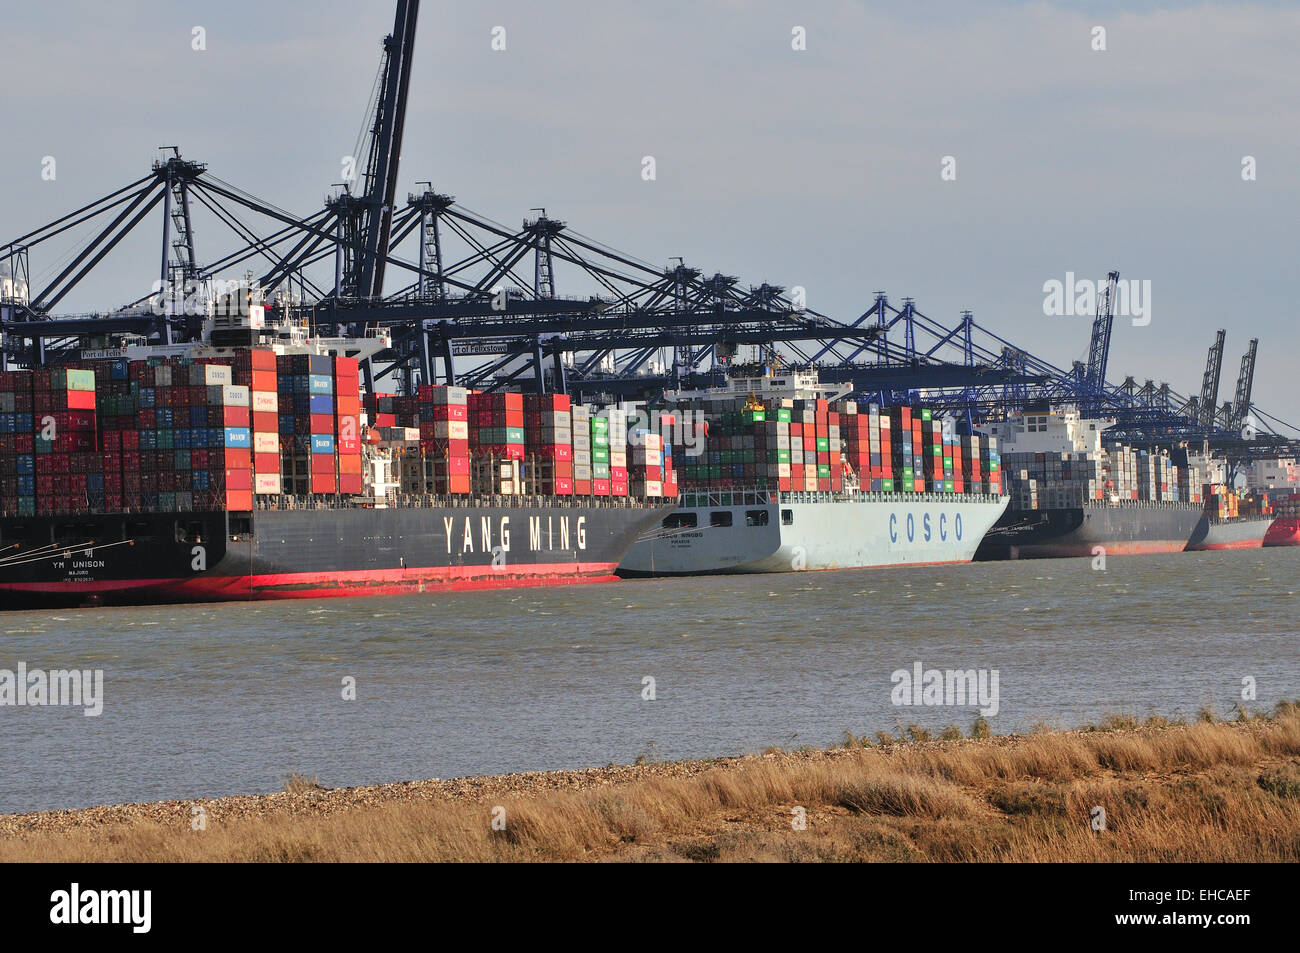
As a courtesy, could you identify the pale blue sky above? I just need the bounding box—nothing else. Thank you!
[2,1,1297,425]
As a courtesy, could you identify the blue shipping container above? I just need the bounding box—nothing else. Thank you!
[224,427,252,448]
[311,434,335,455]
[309,394,334,415]
[308,374,334,395]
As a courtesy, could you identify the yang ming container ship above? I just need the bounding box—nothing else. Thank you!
[618,369,1009,576]
[0,298,671,608]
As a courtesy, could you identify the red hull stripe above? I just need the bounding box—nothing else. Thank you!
[1187,540,1265,551]
[0,562,622,602]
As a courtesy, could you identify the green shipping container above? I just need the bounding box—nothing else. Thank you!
[776,408,792,422]
[505,426,525,444]
[593,446,610,463]
[817,463,831,478]
[881,479,894,492]
[815,437,829,452]
[767,449,790,464]
[945,479,955,492]
[920,408,933,421]
[591,417,609,434]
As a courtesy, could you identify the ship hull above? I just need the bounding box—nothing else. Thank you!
[1264,517,1300,547]
[974,502,1202,560]
[1186,515,1273,551]
[617,493,1009,576]
[0,503,671,608]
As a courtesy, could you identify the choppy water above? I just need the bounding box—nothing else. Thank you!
[1,548,1297,814]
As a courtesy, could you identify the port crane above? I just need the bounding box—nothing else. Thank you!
[1,0,1295,454]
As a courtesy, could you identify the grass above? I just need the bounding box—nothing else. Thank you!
[3,702,1299,862]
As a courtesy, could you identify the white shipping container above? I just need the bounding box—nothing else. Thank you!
[252,390,278,413]
[221,384,250,407]
[253,432,280,454]
[201,365,233,386]
[254,474,282,494]
[610,450,627,468]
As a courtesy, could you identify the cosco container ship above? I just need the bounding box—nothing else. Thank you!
[618,369,1009,576]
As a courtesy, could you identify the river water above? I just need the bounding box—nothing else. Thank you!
[1,548,1297,813]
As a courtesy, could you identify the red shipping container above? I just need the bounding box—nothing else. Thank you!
[592,478,611,496]
[224,449,252,469]
[336,395,361,416]
[333,356,360,379]
[311,471,337,494]
[254,452,280,473]
[610,479,628,497]
[339,473,363,494]
[225,469,253,491]
[428,404,468,421]
[374,413,397,428]
[309,413,334,434]
[533,445,573,462]
[249,349,278,372]
[225,490,253,511]
[336,415,361,453]
[252,411,278,433]
[338,454,362,475]
[445,456,470,475]
[574,479,592,495]
[222,407,251,428]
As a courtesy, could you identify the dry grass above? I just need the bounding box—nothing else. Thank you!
[4,702,1299,862]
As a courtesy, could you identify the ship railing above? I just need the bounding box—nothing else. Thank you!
[251,493,669,511]
[677,487,1006,508]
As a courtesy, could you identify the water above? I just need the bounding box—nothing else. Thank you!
[1,548,1297,814]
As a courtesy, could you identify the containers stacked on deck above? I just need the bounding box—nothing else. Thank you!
[34,368,99,515]
[277,354,332,495]
[1002,451,1103,507]
[571,404,592,493]
[665,397,997,496]
[1001,442,1203,510]
[415,385,470,495]
[589,410,612,494]
[525,393,573,496]
[239,349,282,498]
[1203,485,1241,519]
[334,358,363,495]
[1176,466,1203,504]
[469,392,525,495]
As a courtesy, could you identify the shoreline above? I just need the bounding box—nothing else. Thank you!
[4,707,1298,861]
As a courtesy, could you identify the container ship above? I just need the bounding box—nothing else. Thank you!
[618,369,1008,576]
[1263,492,1300,547]
[0,301,672,608]
[1186,487,1274,551]
[974,407,1203,559]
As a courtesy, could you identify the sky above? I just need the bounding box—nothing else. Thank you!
[1,0,1297,428]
